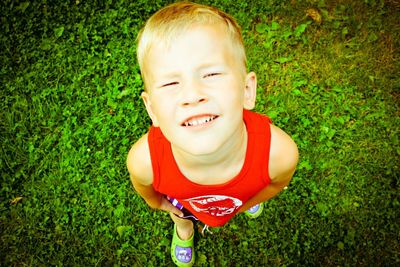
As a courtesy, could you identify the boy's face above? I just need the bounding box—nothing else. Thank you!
[141,24,256,156]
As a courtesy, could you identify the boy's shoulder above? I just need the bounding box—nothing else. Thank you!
[127,133,154,186]
[268,124,299,183]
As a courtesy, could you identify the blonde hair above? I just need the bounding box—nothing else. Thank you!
[137,1,247,88]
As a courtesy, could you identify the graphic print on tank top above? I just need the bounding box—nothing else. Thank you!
[184,195,243,217]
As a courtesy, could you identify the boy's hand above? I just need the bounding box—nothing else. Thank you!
[130,177,184,217]
[159,196,184,217]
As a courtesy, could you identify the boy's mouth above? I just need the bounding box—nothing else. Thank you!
[181,115,219,127]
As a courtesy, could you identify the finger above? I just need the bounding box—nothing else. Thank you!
[169,205,184,217]
[161,198,184,217]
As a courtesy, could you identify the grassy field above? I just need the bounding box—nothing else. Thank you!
[1,0,399,266]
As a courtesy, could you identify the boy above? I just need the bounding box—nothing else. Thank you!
[127,2,298,266]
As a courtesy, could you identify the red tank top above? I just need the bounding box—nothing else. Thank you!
[148,109,272,227]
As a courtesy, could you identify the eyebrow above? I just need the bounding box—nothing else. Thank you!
[155,61,226,80]
[197,62,225,70]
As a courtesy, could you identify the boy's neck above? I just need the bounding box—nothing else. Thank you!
[171,122,248,185]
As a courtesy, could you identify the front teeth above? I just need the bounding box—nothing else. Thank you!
[184,116,215,127]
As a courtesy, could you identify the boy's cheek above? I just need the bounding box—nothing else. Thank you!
[147,111,160,127]
[141,92,160,127]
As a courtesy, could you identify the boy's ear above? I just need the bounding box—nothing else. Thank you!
[141,91,160,127]
[243,72,257,110]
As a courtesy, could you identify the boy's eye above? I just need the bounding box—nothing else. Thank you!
[161,81,179,88]
[203,73,221,78]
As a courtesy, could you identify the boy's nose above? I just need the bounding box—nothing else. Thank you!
[182,97,207,106]
[181,81,208,106]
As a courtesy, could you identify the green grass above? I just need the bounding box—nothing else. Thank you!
[1,0,399,266]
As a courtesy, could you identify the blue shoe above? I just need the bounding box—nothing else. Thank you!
[245,203,264,219]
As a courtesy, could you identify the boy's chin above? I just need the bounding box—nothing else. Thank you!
[174,140,223,157]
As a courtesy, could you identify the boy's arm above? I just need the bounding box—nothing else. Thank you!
[127,133,183,216]
[239,124,298,212]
